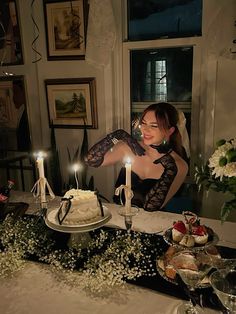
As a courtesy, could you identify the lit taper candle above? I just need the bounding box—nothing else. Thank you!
[36,151,46,204]
[125,157,132,213]
[72,163,80,190]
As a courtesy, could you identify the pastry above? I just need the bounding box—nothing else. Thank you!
[167,211,215,247]
[192,225,209,244]
[172,221,187,242]
[179,234,195,247]
[157,246,178,280]
[165,265,177,280]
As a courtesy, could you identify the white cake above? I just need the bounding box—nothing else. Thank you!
[58,189,101,225]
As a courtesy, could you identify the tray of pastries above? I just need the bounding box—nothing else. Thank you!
[156,246,211,287]
[163,211,219,250]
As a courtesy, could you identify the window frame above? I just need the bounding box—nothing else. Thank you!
[122,37,202,181]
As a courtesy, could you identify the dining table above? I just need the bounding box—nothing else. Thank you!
[0,190,235,314]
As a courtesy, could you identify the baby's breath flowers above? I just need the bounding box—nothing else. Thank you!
[80,230,161,294]
[0,215,55,277]
[195,138,236,222]
[0,215,162,293]
[39,248,82,272]
[0,247,25,278]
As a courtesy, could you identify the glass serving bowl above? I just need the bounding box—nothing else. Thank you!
[170,249,213,314]
[209,269,236,313]
[205,246,236,271]
[156,249,211,288]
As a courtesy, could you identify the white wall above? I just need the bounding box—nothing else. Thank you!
[2,0,117,201]
[199,0,236,221]
[2,0,236,221]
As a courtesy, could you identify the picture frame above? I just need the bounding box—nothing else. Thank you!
[0,0,24,65]
[45,78,98,129]
[43,0,88,61]
[0,75,31,152]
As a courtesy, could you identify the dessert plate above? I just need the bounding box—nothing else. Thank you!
[156,256,211,288]
[45,206,112,233]
[163,228,219,251]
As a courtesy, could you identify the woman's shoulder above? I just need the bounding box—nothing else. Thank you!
[173,152,189,175]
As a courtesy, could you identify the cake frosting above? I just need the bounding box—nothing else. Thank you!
[57,189,101,225]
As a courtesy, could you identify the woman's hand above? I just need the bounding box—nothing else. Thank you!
[85,129,145,168]
[109,129,145,156]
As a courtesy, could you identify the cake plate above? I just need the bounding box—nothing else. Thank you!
[45,206,112,248]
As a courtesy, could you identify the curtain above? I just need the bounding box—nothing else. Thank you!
[85,0,116,68]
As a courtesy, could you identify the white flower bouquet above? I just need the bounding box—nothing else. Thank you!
[195,138,236,222]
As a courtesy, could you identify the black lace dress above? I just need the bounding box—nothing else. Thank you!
[113,153,178,211]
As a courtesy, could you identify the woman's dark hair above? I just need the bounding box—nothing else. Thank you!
[141,102,184,158]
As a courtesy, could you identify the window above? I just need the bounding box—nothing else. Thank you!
[122,0,202,180]
[127,0,202,41]
[130,47,193,143]
[144,59,167,101]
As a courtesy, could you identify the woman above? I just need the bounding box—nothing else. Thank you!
[85,102,188,211]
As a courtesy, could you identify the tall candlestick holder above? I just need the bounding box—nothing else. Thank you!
[115,184,139,232]
[31,151,55,218]
[118,206,139,232]
[31,177,55,218]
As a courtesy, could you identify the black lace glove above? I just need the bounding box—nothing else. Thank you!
[150,142,172,154]
[112,129,145,156]
[144,154,177,211]
[85,129,145,167]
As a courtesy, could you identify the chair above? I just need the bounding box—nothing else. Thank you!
[0,151,36,191]
[165,182,197,214]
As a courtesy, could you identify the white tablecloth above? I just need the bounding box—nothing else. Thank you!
[2,191,234,314]
[0,261,220,314]
[10,190,236,248]
[106,204,236,249]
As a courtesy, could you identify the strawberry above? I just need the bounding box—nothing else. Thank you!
[173,221,187,234]
[191,225,207,236]
[0,194,8,202]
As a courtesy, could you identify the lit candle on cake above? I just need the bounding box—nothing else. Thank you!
[72,163,80,189]
[36,151,46,204]
[125,157,132,213]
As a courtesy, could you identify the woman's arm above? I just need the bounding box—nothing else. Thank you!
[85,129,145,167]
[144,154,178,211]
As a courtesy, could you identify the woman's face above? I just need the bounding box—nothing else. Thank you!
[140,110,168,146]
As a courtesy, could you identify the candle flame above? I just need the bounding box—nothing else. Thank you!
[72,163,81,172]
[34,151,47,158]
[124,157,132,164]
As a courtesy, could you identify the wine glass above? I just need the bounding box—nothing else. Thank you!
[170,249,213,314]
[210,269,236,313]
[205,246,236,271]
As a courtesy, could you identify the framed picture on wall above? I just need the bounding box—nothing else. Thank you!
[0,0,24,65]
[0,76,31,152]
[43,0,88,61]
[45,78,98,128]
